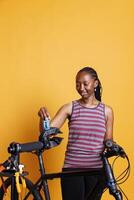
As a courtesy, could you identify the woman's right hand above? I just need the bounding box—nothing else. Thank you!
[38,107,50,120]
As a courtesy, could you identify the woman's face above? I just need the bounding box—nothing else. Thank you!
[76,71,98,99]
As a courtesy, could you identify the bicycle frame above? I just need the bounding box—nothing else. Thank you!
[30,144,126,200]
[23,150,124,200]
[0,131,129,200]
[24,150,104,200]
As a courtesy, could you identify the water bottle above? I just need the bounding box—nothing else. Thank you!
[43,118,50,131]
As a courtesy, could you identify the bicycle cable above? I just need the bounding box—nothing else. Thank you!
[112,155,130,184]
[117,184,129,200]
[102,154,130,200]
[111,154,130,199]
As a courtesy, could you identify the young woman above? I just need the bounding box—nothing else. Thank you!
[38,67,114,200]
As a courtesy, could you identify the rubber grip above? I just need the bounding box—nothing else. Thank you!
[19,141,44,152]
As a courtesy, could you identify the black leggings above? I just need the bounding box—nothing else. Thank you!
[61,168,106,200]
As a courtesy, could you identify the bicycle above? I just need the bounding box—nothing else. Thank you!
[0,129,130,200]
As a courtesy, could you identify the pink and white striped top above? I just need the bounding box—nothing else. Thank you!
[63,100,106,169]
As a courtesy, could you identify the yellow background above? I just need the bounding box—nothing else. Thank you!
[0,0,133,199]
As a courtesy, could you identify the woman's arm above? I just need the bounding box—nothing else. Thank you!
[104,105,114,140]
[38,102,72,132]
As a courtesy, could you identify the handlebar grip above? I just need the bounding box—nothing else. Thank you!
[19,141,44,152]
[104,139,114,148]
[8,141,44,154]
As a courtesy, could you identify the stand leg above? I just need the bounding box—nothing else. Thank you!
[11,176,18,200]
[38,152,51,200]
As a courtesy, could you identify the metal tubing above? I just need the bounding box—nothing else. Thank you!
[11,176,18,200]
[102,155,123,200]
[37,152,51,200]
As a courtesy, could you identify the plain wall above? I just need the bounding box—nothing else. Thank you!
[0,0,133,199]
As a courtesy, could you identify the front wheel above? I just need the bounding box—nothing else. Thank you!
[0,177,42,200]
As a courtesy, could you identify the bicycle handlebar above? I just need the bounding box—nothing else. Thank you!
[103,139,126,158]
[8,141,44,154]
[7,127,63,154]
[19,141,44,152]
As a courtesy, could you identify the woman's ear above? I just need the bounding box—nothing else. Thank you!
[94,79,99,88]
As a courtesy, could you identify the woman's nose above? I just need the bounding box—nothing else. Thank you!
[80,84,84,91]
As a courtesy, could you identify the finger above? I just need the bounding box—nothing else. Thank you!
[38,108,45,119]
[38,110,42,117]
[40,107,50,120]
[41,112,46,120]
[45,111,51,119]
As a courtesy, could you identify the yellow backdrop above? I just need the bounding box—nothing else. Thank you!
[0,0,133,199]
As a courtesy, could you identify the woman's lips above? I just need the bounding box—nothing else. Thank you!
[81,92,88,95]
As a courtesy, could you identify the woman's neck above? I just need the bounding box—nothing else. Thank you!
[79,97,99,107]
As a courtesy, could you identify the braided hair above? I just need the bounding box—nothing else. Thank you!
[77,67,102,101]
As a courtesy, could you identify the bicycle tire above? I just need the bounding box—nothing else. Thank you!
[0,176,42,200]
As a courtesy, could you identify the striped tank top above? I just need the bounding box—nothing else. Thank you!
[63,100,106,169]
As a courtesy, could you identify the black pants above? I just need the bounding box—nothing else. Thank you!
[61,168,106,200]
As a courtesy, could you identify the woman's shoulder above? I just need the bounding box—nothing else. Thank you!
[103,103,114,120]
[60,102,73,116]
[61,100,78,116]
[62,100,78,107]
[103,103,113,112]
